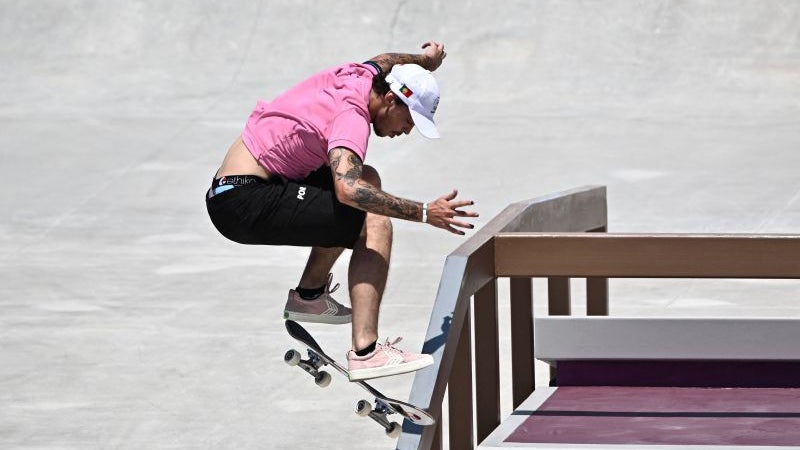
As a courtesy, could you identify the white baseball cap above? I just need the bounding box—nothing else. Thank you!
[385,64,440,139]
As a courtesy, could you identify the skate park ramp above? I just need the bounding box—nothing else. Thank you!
[1,1,799,449]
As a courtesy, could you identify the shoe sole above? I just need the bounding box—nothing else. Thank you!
[284,310,352,325]
[348,354,434,381]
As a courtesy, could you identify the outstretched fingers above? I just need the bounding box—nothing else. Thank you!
[427,190,479,235]
[450,218,475,231]
[454,209,480,217]
[449,200,477,212]
[442,189,458,201]
[446,207,477,234]
[448,194,479,219]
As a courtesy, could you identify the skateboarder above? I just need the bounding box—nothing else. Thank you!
[206,41,478,381]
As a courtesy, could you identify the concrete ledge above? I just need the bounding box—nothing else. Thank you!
[534,317,800,363]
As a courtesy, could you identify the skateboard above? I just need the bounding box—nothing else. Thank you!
[283,320,435,438]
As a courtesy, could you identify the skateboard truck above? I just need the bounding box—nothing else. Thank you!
[284,348,332,387]
[356,399,402,438]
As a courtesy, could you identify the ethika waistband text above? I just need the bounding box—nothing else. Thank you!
[212,175,264,189]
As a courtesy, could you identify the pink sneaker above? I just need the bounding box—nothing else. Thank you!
[283,274,352,325]
[347,338,434,381]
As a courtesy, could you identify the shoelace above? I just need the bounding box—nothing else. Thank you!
[325,272,340,294]
[379,337,406,354]
[347,338,408,360]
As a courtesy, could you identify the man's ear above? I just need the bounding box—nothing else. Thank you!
[384,91,398,105]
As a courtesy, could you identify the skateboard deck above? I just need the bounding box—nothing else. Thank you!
[284,320,435,437]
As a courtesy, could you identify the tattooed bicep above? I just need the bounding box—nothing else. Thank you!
[329,147,363,187]
[329,148,343,169]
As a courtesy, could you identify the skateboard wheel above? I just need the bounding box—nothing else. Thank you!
[284,349,301,366]
[356,400,372,417]
[386,422,402,438]
[315,371,332,387]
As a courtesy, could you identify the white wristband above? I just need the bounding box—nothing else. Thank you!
[422,203,428,223]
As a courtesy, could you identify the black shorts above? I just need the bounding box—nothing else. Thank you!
[205,167,366,248]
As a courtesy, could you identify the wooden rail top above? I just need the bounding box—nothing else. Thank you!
[495,233,800,278]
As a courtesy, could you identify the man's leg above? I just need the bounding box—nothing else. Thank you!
[348,166,392,351]
[343,166,434,381]
[349,209,392,351]
[298,247,344,289]
[284,246,352,324]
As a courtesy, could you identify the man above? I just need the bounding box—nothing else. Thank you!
[206,41,478,381]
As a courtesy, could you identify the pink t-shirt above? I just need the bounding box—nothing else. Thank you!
[242,63,377,181]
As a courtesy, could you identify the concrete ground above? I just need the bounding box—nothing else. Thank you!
[1,1,798,449]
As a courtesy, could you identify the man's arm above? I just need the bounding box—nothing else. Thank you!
[329,147,423,221]
[329,147,478,235]
[368,41,447,73]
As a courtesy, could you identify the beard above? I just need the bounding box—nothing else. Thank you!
[373,122,388,137]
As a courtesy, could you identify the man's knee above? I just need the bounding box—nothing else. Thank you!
[361,210,392,232]
[359,209,393,241]
[357,165,391,239]
[362,165,382,189]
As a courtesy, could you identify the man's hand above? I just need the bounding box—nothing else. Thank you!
[426,190,479,235]
[369,40,447,74]
[421,41,447,71]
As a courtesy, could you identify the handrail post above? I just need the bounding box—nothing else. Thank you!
[548,277,571,315]
[509,277,535,408]
[587,226,609,316]
[431,422,442,450]
[473,279,500,444]
[586,277,609,316]
[448,308,474,450]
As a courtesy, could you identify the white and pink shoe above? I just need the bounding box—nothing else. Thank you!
[347,338,434,381]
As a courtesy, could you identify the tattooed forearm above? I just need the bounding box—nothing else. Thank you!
[371,53,434,73]
[352,180,422,222]
[329,147,423,221]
